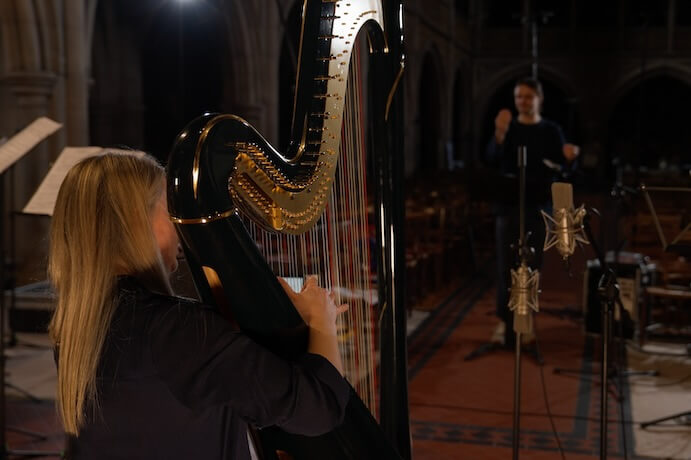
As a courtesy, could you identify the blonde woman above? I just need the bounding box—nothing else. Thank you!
[49,152,348,459]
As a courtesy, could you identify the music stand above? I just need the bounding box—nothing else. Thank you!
[637,184,691,429]
[0,117,63,457]
[640,185,691,256]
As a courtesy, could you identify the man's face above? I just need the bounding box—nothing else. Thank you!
[514,84,541,117]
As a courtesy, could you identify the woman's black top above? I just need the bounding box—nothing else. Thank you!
[66,277,349,459]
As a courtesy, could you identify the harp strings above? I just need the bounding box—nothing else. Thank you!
[240,39,377,415]
[332,41,377,414]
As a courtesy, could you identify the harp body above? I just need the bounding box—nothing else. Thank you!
[167,1,409,458]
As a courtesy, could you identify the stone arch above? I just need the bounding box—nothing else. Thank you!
[606,68,691,172]
[475,63,578,134]
[0,0,64,118]
[475,64,581,156]
[605,62,691,119]
[0,0,72,282]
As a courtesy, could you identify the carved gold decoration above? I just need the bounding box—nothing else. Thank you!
[223,1,385,234]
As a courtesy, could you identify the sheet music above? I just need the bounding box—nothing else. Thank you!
[23,147,102,216]
[0,117,62,174]
[23,147,147,216]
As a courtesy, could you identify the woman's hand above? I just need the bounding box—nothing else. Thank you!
[278,276,348,335]
[278,276,348,375]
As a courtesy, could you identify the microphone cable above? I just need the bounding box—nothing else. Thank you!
[533,318,566,460]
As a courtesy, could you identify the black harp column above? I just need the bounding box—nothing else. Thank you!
[371,1,411,459]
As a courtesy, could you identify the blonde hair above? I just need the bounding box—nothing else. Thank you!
[48,152,172,435]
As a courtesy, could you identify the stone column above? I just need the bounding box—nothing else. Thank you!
[64,0,89,146]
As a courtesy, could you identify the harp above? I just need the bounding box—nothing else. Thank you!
[167,0,409,458]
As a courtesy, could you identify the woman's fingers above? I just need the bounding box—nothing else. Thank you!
[277,277,296,298]
[336,304,349,315]
[302,275,318,291]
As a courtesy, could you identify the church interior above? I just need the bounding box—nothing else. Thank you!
[1,0,691,458]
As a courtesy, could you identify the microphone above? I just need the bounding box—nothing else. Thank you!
[541,182,588,260]
[508,262,540,334]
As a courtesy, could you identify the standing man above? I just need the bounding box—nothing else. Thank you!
[486,77,579,348]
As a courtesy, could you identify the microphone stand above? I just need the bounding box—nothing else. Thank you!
[509,146,540,460]
[582,211,618,460]
[551,184,653,401]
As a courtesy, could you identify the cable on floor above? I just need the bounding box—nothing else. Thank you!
[533,319,566,460]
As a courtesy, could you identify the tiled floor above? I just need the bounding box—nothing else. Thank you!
[5,333,63,457]
[408,281,690,459]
